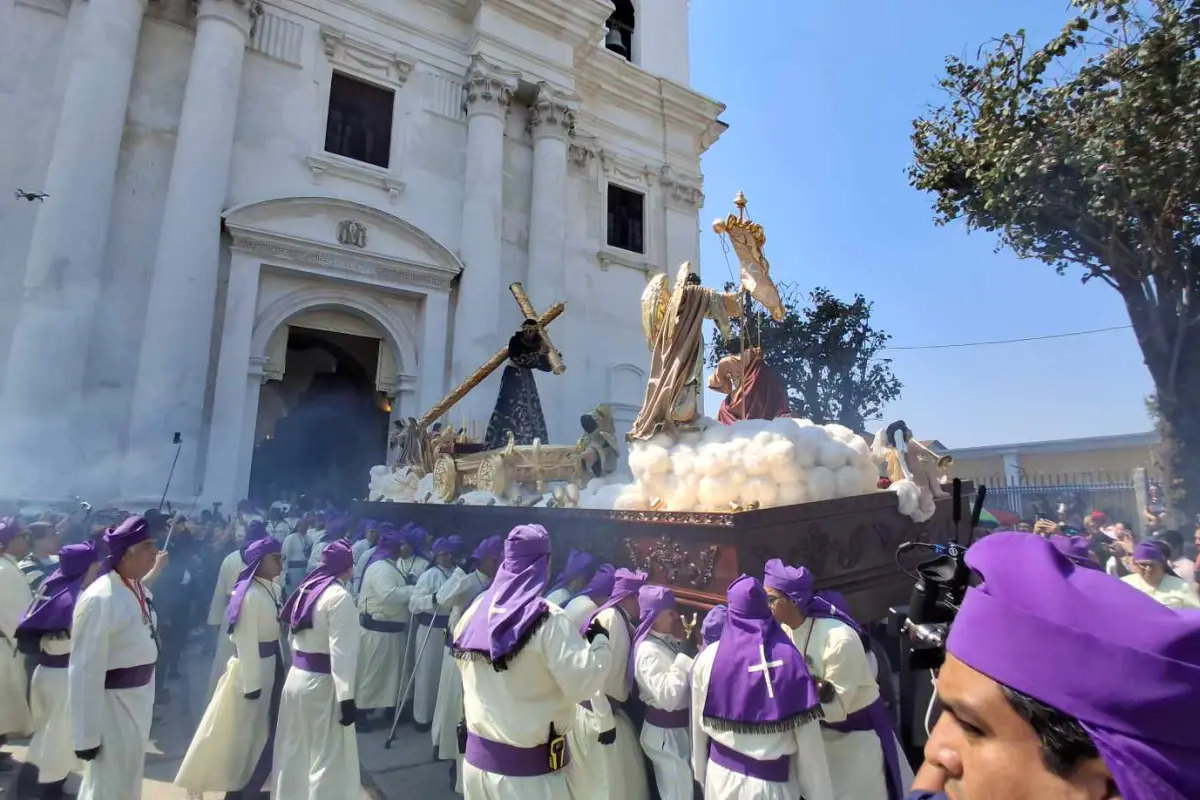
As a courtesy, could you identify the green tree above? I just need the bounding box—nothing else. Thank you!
[707,283,903,432]
[908,0,1200,524]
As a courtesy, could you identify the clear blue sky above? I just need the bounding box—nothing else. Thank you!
[689,0,1154,448]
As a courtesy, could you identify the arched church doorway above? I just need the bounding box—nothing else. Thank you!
[248,325,390,506]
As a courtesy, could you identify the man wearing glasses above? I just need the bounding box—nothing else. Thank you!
[1121,540,1200,610]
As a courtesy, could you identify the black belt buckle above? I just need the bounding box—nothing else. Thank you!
[547,734,566,772]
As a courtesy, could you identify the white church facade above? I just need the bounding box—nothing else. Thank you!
[0,0,725,508]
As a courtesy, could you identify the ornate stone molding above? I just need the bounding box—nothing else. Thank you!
[303,153,405,203]
[659,166,704,210]
[463,54,519,119]
[568,141,596,172]
[597,247,653,275]
[528,82,578,141]
[320,25,414,87]
[599,149,655,189]
[194,0,261,35]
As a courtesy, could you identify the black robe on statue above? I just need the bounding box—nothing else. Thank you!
[484,331,552,449]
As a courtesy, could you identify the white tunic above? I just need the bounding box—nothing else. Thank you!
[690,641,834,800]
[27,635,77,782]
[635,633,694,800]
[70,572,158,800]
[206,550,245,700]
[565,606,650,800]
[282,533,309,593]
[0,553,33,736]
[352,543,376,595]
[394,555,429,707]
[356,558,418,710]
[409,564,454,725]
[456,599,613,800]
[545,587,571,607]
[562,595,596,627]
[176,578,282,792]
[308,538,338,572]
[273,582,361,800]
[431,568,490,761]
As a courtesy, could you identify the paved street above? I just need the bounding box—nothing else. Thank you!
[0,645,455,799]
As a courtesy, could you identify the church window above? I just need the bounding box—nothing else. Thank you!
[607,184,645,254]
[605,0,635,62]
[324,72,394,169]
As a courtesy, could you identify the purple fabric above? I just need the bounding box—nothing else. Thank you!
[472,535,503,562]
[431,536,461,557]
[763,558,862,633]
[548,548,594,595]
[453,524,551,663]
[707,739,789,782]
[280,539,354,631]
[703,574,821,729]
[18,541,100,634]
[465,732,569,777]
[572,563,615,603]
[366,524,404,568]
[104,663,155,689]
[0,517,20,547]
[102,516,151,572]
[399,524,425,557]
[292,650,332,674]
[701,604,727,646]
[227,537,282,629]
[1049,535,1101,570]
[581,568,647,635]
[1132,540,1167,564]
[947,532,1200,800]
[319,517,347,544]
[824,699,904,800]
[628,585,678,688]
[244,520,268,544]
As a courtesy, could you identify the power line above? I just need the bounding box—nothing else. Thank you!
[883,325,1132,352]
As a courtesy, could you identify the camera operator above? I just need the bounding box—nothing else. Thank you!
[908,533,1200,800]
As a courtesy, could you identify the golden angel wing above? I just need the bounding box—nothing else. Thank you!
[641,272,670,348]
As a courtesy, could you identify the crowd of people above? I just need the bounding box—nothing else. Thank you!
[0,498,1197,799]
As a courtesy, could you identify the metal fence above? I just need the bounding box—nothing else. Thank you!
[980,473,1139,526]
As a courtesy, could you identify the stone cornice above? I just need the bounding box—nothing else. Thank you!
[320,25,415,87]
[529,82,578,141]
[463,54,519,118]
[477,0,612,55]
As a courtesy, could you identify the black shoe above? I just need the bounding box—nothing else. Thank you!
[16,761,39,796]
[414,721,432,733]
[38,778,71,800]
[447,762,456,791]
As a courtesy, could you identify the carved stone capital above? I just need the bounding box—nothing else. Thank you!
[528,82,577,141]
[463,54,518,119]
[194,0,260,35]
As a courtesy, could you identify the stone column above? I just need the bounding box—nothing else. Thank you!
[121,0,257,503]
[0,0,149,499]
[419,290,451,415]
[450,54,518,428]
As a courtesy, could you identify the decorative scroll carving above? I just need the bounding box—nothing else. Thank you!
[659,166,704,209]
[529,82,578,140]
[624,536,720,590]
[463,54,518,118]
[320,25,414,86]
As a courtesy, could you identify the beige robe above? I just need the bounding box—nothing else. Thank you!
[0,552,32,736]
[691,641,833,800]
[27,636,76,782]
[456,598,613,800]
[1121,572,1200,609]
[409,564,454,725]
[356,558,418,710]
[635,633,694,800]
[206,549,244,699]
[431,567,491,765]
[176,578,282,792]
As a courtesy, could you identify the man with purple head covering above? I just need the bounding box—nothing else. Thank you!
[206,519,272,701]
[350,519,381,595]
[282,518,311,595]
[273,539,361,800]
[409,534,463,732]
[1119,539,1200,609]
[68,516,161,800]
[451,524,613,800]
[691,575,833,800]
[764,558,908,800]
[631,585,694,800]
[700,604,726,649]
[545,548,595,607]
[177,536,285,796]
[0,516,33,768]
[910,532,1200,800]
[562,563,615,628]
[432,535,504,789]
[17,541,101,799]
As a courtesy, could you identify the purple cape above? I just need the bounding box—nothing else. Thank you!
[703,575,822,732]
[629,585,678,688]
[280,539,354,631]
[227,537,282,630]
[701,604,727,646]
[581,568,647,635]
[947,533,1200,800]
[548,548,594,595]
[571,563,616,603]
[102,515,152,572]
[17,541,100,635]
[452,524,552,666]
[763,558,862,633]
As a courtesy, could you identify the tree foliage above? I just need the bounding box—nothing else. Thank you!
[908,0,1200,522]
[707,283,902,432]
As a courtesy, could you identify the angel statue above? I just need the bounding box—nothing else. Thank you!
[578,404,620,478]
[628,263,743,440]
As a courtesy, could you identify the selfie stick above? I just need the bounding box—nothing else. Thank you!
[158,432,183,512]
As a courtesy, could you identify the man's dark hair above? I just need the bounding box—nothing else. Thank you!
[1000,685,1099,776]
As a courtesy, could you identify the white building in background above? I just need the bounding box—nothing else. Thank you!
[0,0,726,508]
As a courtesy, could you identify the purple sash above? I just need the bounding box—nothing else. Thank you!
[707,739,789,783]
[414,612,449,630]
[823,698,903,800]
[39,652,69,669]
[104,663,155,690]
[257,641,279,658]
[465,732,569,777]
[292,650,331,674]
[241,641,284,794]
[644,705,689,729]
[360,614,407,634]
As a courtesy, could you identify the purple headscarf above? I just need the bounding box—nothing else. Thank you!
[102,516,152,572]
[701,604,727,646]
[629,585,678,688]
[581,568,647,635]
[280,539,354,631]
[466,535,504,574]
[399,524,425,558]
[1049,535,1102,570]
[430,536,461,558]
[17,541,100,635]
[548,549,594,595]
[947,532,1200,800]
[1132,540,1167,564]
[452,524,552,666]
[572,563,616,602]
[763,558,862,633]
[319,517,347,544]
[703,575,822,731]
[226,537,282,630]
[244,520,268,545]
[366,524,404,568]
[0,517,21,547]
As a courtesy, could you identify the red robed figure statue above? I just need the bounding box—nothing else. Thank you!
[710,346,791,424]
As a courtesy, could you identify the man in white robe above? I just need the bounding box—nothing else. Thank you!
[306,516,347,572]
[273,539,361,800]
[544,548,595,607]
[282,524,310,596]
[452,524,613,800]
[431,536,501,793]
[765,559,909,800]
[16,540,102,799]
[691,575,833,800]
[631,586,694,800]
[206,521,270,700]
[409,535,461,732]
[561,563,613,627]
[355,525,419,730]
[390,526,429,719]
[176,537,285,797]
[69,516,161,800]
[0,516,34,771]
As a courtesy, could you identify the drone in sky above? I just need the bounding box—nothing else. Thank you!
[14,189,48,202]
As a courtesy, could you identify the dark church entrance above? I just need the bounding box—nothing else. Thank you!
[249,326,390,507]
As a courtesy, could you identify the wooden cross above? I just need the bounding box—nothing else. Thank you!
[509,282,565,375]
[748,643,784,699]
